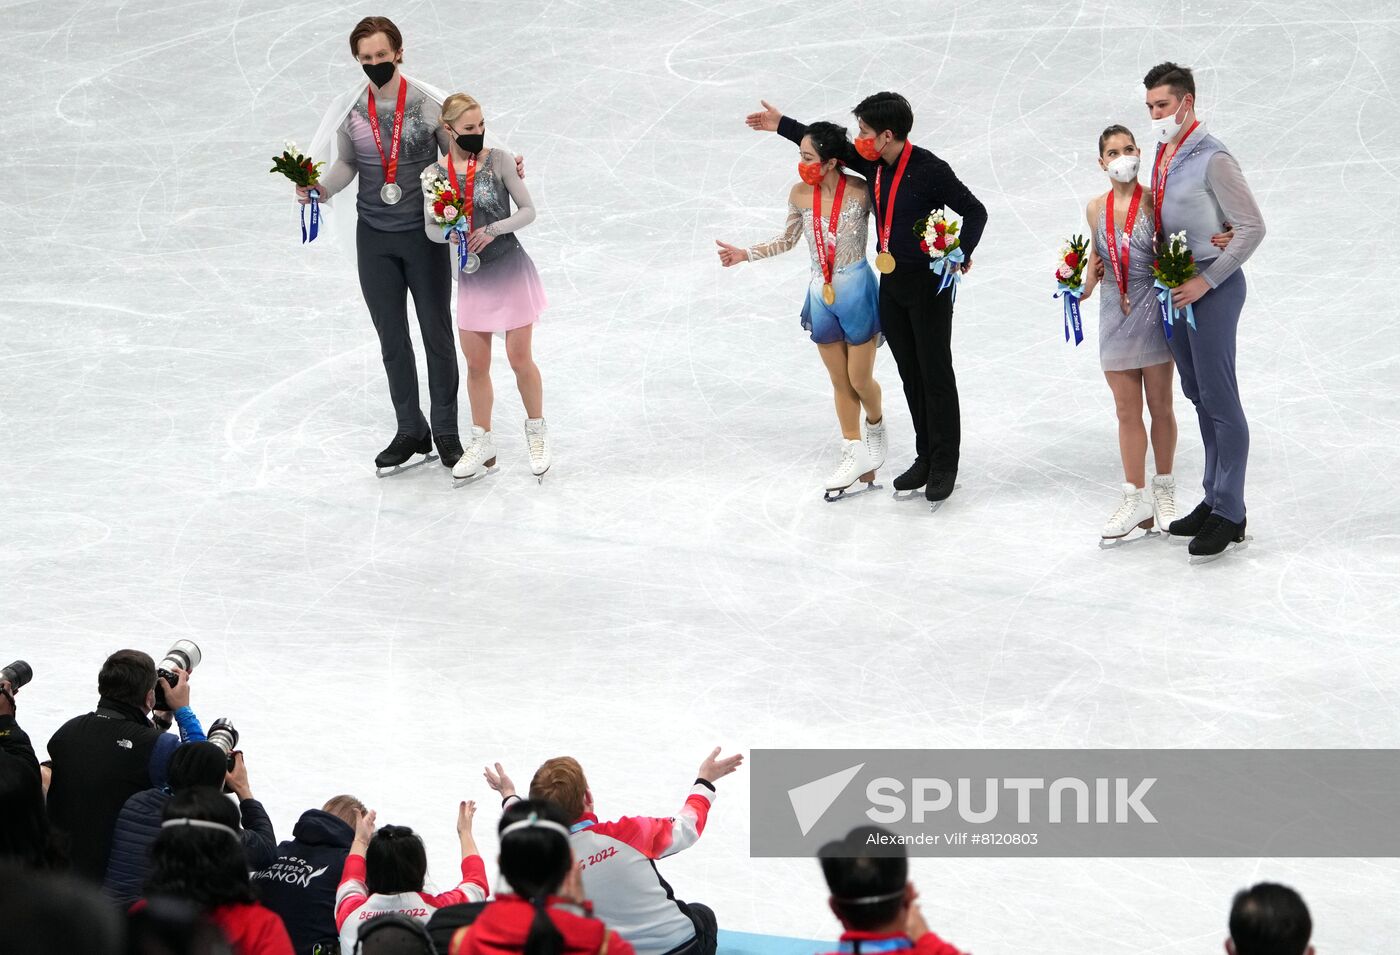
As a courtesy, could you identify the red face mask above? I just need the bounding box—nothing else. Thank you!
[854,135,883,161]
[798,160,825,185]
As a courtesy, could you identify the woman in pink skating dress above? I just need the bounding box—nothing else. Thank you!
[422,92,551,483]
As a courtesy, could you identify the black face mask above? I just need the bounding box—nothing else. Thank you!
[362,61,396,87]
[454,132,485,154]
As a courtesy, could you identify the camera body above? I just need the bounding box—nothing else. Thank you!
[153,640,201,711]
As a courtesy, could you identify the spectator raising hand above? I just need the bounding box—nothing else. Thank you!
[504,749,745,955]
[484,761,517,802]
[698,747,743,783]
[334,801,487,954]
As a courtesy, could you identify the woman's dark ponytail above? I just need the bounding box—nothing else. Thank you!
[499,800,577,955]
[524,894,566,955]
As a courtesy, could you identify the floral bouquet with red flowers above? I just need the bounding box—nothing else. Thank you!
[1054,235,1089,345]
[916,209,964,299]
[270,141,324,243]
[1151,230,1197,338]
[423,168,475,272]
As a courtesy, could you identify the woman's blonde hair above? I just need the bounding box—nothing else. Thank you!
[441,93,482,126]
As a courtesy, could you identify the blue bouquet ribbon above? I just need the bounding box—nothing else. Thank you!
[1154,278,1196,339]
[301,188,320,244]
[445,222,469,271]
[1055,281,1083,345]
[931,246,964,301]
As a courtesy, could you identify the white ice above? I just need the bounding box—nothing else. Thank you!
[4,1,1399,952]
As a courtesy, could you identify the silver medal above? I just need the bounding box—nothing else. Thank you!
[463,252,481,274]
[380,182,402,204]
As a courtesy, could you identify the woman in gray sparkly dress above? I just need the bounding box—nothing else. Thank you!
[1082,124,1235,540]
[423,93,550,484]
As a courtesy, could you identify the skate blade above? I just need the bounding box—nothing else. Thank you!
[1188,535,1253,565]
[375,453,439,478]
[923,483,962,512]
[452,466,498,489]
[1098,526,1162,549]
[891,489,925,501]
[824,481,884,502]
[532,465,551,485]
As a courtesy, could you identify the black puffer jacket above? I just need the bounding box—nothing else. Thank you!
[103,787,279,907]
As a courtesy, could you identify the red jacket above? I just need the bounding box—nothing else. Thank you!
[132,900,294,955]
[825,929,964,955]
[448,895,636,955]
[208,903,296,955]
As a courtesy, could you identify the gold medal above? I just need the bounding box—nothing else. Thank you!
[875,251,896,274]
[822,282,836,306]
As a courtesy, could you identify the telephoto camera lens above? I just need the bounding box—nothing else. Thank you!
[1,660,32,690]
[154,640,202,710]
[159,639,202,675]
[207,718,240,770]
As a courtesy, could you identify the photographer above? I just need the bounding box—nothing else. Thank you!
[105,745,278,907]
[46,649,206,881]
[0,674,48,867]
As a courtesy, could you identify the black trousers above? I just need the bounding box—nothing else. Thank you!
[662,902,717,955]
[878,265,960,471]
[355,220,459,437]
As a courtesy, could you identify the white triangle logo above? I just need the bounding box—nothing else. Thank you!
[787,763,864,836]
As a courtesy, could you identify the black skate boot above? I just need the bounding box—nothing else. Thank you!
[1188,514,1247,560]
[434,432,464,469]
[925,469,956,503]
[375,430,434,477]
[1168,500,1211,538]
[892,459,930,492]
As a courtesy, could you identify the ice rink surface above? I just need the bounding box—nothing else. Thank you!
[4,0,1399,951]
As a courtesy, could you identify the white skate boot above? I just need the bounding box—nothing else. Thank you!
[1101,483,1155,540]
[862,417,887,473]
[525,417,551,482]
[824,438,877,502]
[452,425,498,483]
[1151,473,1177,530]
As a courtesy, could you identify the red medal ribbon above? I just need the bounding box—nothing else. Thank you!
[445,150,479,230]
[1151,119,1199,237]
[811,175,847,289]
[367,77,410,187]
[1105,182,1143,297]
[873,140,914,256]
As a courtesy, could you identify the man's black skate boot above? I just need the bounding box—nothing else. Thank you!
[925,469,956,502]
[1188,514,1246,558]
[893,459,931,492]
[375,430,432,468]
[434,432,464,469]
[1168,500,1212,538]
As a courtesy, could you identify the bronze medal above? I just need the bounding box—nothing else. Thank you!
[875,251,896,274]
[822,282,836,306]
